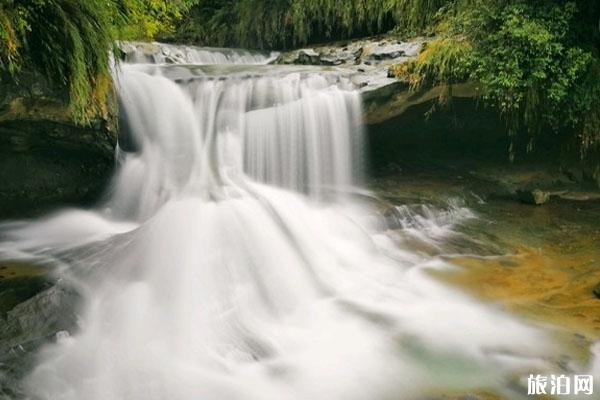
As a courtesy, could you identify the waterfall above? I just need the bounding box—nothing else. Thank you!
[0,45,560,400]
[109,64,364,220]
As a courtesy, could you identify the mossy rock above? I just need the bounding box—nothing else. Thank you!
[0,69,117,218]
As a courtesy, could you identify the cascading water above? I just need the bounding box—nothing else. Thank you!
[108,62,364,221]
[119,42,279,65]
[0,46,567,399]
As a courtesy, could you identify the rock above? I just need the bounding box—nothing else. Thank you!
[297,49,320,65]
[271,36,434,104]
[0,68,116,218]
[275,41,367,66]
[319,56,343,65]
[274,36,421,68]
[516,189,550,205]
[0,284,80,396]
[593,282,600,299]
[0,285,80,355]
[320,47,362,65]
[367,42,418,60]
[140,42,160,56]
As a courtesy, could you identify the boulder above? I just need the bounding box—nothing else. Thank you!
[516,189,550,205]
[367,41,417,60]
[296,49,321,65]
[0,285,80,356]
[0,283,80,398]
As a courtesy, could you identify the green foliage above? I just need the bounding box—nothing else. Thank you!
[175,0,447,49]
[388,0,446,36]
[575,60,600,157]
[0,2,29,75]
[119,0,198,40]
[392,38,473,90]
[176,0,599,159]
[174,0,234,46]
[0,0,197,124]
[0,0,128,123]
[465,2,593,148]
[1,0,598,160]
[390,0,600,159]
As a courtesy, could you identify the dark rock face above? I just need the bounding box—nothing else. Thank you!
[366,97,510,173]
[0,70,117,219]
[366,95,600,201]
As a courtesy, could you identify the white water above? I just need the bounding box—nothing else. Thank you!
[119,42,279,65]
[0,48,568,399]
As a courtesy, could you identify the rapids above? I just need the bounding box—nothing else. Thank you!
[0,45,576,399]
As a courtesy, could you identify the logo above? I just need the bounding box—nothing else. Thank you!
[527,374,594,396]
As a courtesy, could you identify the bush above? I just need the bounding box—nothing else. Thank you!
[391,0,599,159]
[392,38,473,90]
[120,0,198,40]
[467,2,593,147]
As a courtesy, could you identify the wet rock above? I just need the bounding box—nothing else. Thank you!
[368,41,419,60]
[516,189,550,205]
[297,49,320,65]
[273,36,434,109]
[0,284,80,397]
[369,48,404,60]
[0,66,117,218]
[275,36,421,68]
[0,285,80,356]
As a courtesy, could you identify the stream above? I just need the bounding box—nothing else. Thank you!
[0,44,599,400]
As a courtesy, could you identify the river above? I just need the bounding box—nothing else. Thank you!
[0,44,598,400]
